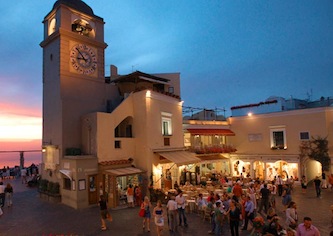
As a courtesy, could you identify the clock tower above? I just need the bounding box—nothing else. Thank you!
[40,1,108,185]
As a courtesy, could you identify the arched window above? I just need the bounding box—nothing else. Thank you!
[71,19,95,38]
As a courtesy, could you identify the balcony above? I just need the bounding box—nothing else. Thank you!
[271,145,287,150]
[188,145,237,154]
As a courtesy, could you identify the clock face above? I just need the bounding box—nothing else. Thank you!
[70,44,97,75]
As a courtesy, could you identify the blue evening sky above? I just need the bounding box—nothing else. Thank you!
[0,0,333,140]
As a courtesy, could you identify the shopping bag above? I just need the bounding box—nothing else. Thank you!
[139,208,145,217]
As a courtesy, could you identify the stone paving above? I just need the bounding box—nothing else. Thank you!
[0,178,332,236]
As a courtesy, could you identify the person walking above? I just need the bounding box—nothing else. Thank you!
[175,190,188,227]
[313,176,322,198]
[228,200,241,236]
[21,168,27,184]
[285,201,298,230]
[301,175,307,193]
[4,183,13,207]
[270,180,277,208]
[321,172,327,189]
[98,195,112,231]
[141,196,152,232]
[282,184,292,211]
[258,183,270,215]
[135,185,142,207]
[276,175,284,196]
[247,183,257,210]
[166,195,178,232]
[0,182,5,208]
[214,201,227,236]
[232,181,243,201]
[296,216,320,236]
[126,184,134,207]
[153,200,164,236]
[241,196,255,231]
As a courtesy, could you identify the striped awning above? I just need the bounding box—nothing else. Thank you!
[59,169,72,181]
[105,167,145,176]
[187,128,235,136]
[157,151,201,166]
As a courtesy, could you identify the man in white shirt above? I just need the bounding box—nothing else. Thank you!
[276,175,284,196]
[167,195,178,232]
[21,168,27,184]
[175,191,188,227]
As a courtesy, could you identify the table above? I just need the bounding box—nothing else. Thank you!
[186,199,196,213]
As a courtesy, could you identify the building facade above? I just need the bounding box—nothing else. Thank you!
[228,101,333,182]
[40,0,196,209]
[181,100,333,184]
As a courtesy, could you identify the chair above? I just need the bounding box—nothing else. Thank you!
[203,206,212,221]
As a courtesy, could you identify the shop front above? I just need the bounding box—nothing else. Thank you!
[195,154,231,184]
[99,161,147,208]
[155,150,201,189]
[230,155,300,181]
[265,161,299,181]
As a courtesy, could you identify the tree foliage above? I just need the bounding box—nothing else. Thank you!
[308,136,330,171]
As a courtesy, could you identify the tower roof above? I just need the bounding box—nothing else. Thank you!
[52,0,101,19]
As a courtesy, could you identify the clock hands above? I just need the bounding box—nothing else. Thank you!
[76,47,87,62]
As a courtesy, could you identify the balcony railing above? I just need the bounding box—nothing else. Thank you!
[188,145,237,154]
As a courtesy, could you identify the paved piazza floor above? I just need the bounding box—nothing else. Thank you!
[0,178,332,235]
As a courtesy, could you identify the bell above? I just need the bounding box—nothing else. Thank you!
[76,25,82,32]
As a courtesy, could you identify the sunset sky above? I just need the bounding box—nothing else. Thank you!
[1,0,333,165]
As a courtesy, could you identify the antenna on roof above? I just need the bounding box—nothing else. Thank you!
[306,89,313,101]
[131,64,139,72]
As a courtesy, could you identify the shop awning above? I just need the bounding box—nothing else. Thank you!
[105,167,145,176]
[59,169,72,181]
[187,128,235,136]
[157,151,201,166]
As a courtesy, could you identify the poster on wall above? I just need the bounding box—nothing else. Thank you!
[79,179,86,190]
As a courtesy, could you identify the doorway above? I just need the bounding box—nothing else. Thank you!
[88,175,98,204]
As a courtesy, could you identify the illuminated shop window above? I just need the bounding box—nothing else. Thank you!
[161,112,172,136]
[270,127,287,150]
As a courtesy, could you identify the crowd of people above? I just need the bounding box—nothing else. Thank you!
[132,174,328,236]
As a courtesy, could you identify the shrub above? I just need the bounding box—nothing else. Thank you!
[39,179,60,195]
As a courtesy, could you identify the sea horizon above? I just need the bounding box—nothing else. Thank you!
[0,152,42,169]
[0,139,42,168]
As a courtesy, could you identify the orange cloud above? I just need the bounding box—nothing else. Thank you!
[0,101,41,117]
[0,101,42,140]
[0,139,41,151]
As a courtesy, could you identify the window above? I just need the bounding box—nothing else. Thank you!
[270,127,287,149]
[168,87,174,94]
[161,112,172,136]
[115,140,121,149]
[300,132,310,140]
[164,137,170,146]
[63,178,71,190]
